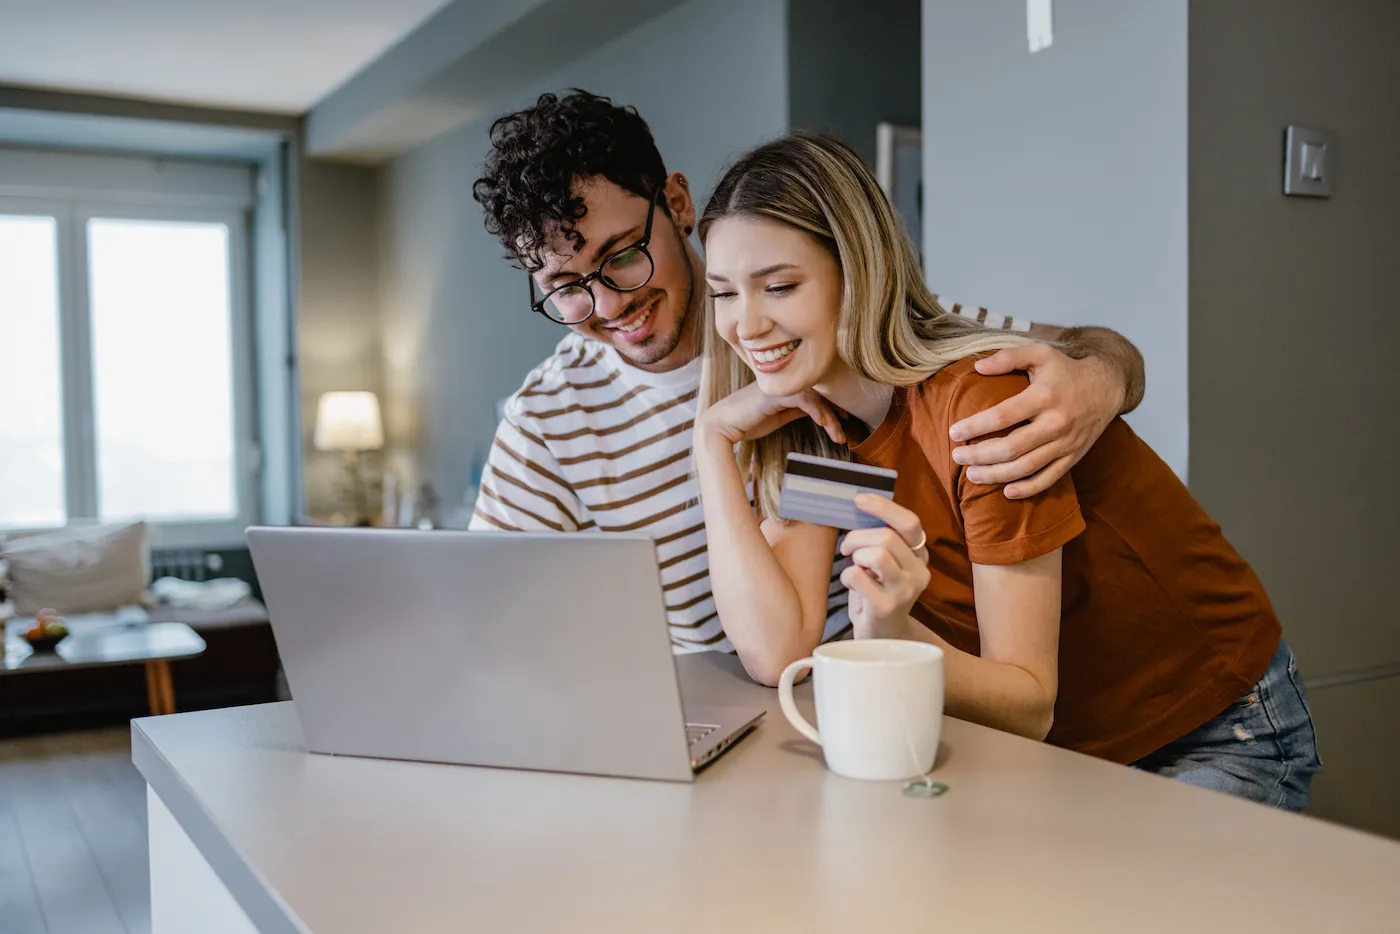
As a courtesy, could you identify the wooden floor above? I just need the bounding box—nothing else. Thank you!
[0,728,150,934]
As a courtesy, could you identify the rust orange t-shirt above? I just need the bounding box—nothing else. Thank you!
[849,357,1281,764]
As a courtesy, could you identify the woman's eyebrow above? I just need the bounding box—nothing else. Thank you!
[705,263,798,283]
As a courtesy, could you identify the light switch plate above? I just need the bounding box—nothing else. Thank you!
[1284,125,1336,198]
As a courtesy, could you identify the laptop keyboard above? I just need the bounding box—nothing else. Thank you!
[685,722,720,748]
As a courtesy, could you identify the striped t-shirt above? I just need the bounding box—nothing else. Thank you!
[469,296,1027,653]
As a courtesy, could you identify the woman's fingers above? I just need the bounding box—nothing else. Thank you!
[840,526,888,556]
[844,498,926,569]
[789,392,845,443]
[840,526,913,568]
[853,494,924,547]
[840,564,884,603]
[740,386,847,444]
[850,546,901,583]
[768,405,810,432]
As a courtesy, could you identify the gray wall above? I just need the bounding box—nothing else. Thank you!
[377,0,790,518]
[921,0,1190,476]
[1189,0,1400,838]
[297,161,384,519]
[787,0,921,168]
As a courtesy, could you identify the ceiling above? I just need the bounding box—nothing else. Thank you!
[0,0,454,114]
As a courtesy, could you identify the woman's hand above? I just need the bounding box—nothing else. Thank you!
[697,380,846,447]
[691,380,845,687]
[839,494,931,640]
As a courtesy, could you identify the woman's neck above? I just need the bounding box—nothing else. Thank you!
[815,365,893,434]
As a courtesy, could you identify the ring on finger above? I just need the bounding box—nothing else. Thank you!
[909,529,927,552]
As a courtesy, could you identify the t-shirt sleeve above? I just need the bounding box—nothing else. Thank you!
[932,293,1032,333]
[944,371,1085,565]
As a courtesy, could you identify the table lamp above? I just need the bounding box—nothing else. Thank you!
[314,391,383,525]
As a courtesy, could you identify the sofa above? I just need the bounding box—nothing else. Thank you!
[0,529,280,735]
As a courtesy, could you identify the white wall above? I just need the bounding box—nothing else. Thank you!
[921,0,1189,475]
[378,0,789,516]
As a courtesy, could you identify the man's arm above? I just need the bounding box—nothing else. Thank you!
[1029,323,1145,415]
[469,400,588,532]
[936,294,1144,414]
[937,297,1147,500]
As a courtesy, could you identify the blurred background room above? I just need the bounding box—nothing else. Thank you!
[0,2,1396,930]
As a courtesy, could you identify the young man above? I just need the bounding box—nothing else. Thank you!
[469,91,1145,654]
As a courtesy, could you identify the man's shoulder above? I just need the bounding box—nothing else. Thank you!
[500,334,621,423]
[932,292,1031,333]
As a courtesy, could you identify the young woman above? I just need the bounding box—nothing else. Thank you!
[693,134,1320,810]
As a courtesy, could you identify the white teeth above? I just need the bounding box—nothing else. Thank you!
[753,340,799,363]
[617,306,652,333]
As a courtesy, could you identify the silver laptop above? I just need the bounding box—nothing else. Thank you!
[246,527,764,782]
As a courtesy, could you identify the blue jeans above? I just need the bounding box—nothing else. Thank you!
[1132,641,1321,812]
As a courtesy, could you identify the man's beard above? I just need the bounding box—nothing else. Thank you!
[603,236,696,367]
[610,292,681,365]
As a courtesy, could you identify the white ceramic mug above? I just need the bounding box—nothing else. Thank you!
[778,639,945,781]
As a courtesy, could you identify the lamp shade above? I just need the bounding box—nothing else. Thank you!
[314,391,384,451]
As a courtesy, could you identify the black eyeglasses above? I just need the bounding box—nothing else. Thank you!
[528,189,662,325]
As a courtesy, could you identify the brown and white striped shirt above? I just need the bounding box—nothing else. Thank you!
[469,297,1027,653]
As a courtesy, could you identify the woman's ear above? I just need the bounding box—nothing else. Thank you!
[664,171,697,237]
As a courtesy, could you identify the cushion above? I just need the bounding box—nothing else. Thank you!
[1,522,150,615]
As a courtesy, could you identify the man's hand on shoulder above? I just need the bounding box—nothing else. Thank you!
[948,327,1141,500]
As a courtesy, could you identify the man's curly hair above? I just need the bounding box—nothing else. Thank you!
[472,90,668,271]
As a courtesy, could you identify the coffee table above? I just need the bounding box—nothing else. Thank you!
[3,620,207,715]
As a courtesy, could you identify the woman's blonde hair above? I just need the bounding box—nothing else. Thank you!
[697,133,1036,520]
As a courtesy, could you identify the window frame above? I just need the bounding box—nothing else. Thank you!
[0,181,260,547]
[0,197,70,528]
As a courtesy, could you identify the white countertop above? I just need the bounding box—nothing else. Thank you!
[133,651,1400,933]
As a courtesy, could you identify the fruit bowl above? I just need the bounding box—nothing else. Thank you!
[22,608,69,653]
[23,630,67,653]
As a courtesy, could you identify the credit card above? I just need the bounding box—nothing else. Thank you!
[777,453,898,530]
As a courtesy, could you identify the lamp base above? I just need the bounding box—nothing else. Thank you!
[341,449,374,527]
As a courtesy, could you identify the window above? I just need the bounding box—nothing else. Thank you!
[0,150,258,546]
[88,217,240,523]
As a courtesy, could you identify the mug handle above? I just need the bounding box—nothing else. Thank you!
[778,657,821,745]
